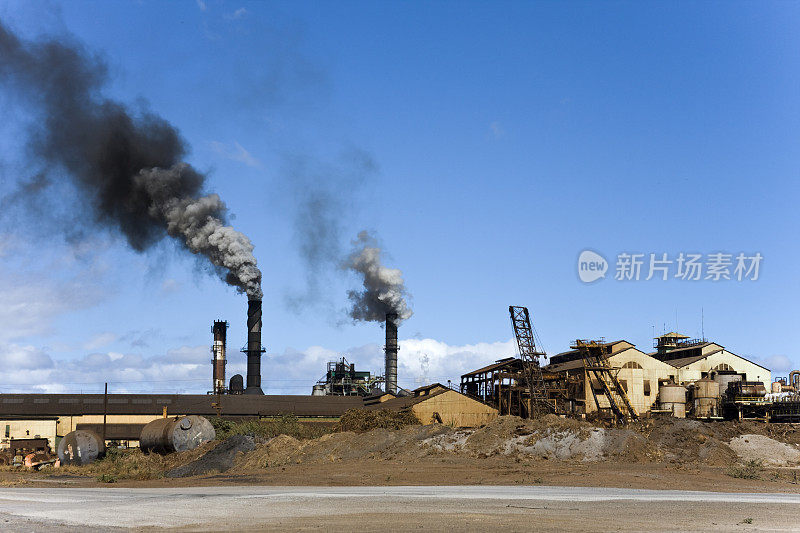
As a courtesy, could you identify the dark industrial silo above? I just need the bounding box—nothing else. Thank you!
[229,374,244,395]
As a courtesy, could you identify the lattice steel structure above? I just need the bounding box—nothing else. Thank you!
[573,339,638,423]
[509,306,555,416]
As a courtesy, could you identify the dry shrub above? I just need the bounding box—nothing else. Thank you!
[336,408,420,433]
[726,459,764,480]
[211,414,331,441]
[54,440,219,481]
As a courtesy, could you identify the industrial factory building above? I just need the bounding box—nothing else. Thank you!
[0,394,365,449]
[545,340,676,415]
[367,384,498,427]
[649,333,771,390]
[462,330,773,420]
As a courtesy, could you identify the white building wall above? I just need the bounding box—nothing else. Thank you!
[677,350,771,390]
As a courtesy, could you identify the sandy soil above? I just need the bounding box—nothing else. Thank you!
[3,415,800,494]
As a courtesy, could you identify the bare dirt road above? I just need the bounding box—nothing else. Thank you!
[2,485,800,531]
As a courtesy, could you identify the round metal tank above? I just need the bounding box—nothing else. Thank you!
[772,381,783,393]
[714,373,741,396]
[311,384,325,396]
[139,416,216,454]
[693,378,720,418]
[659,384,686,418]
[229,374,244,395]
[57,430,105,466]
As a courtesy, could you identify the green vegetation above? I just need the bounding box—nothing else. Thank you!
[336,408,420,433]
[725,459,764,480]
[211,414,331,441]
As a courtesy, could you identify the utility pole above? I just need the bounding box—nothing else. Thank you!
[102,382,108,444]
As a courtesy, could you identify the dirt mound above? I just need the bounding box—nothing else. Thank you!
[168,435,256,478]
[728,435,800,466]
[632,416,737,466]
[233,425,451,471]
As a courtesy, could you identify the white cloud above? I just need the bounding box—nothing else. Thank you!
[756,354,793,374]
[0,343,54,370]
[160,278,181,294]
[0,273,102,343]
[196,0,207,11]
[208,141,261,168]
[489,121,505,138]
[84,332,118,351]
[0,336,517,395]
[224,7,247,21]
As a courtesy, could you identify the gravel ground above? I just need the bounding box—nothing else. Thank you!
[1,485,800,531]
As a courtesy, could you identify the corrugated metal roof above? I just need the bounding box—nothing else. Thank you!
[461,358,521,377]
[0,394,364,417]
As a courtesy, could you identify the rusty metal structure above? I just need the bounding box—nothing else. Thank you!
[242,299,265,395]
[573,339,638,423]
[509,306,555,416]
[384,313,399,394]
[212,320,228,395]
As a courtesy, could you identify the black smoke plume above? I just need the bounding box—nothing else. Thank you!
[0,22,261,298]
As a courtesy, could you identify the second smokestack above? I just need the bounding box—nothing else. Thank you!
[211,320,228,394]
[385,312,398,394]
[244,299,265,395]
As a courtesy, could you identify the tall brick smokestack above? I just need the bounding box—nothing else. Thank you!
[211,320,228,394]
[384,312,398,394]
[245,299,265,395]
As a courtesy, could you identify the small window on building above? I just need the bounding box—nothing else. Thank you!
[622,361,642,369]
[619,380,627,392]
[644,381,651,396]
[4,425,9,438]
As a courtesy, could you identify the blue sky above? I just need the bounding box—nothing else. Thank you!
[0,1,798,394]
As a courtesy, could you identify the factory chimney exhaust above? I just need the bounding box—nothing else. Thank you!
[384,312,398,394]
[211,320,228,394]
[243,299,265,395]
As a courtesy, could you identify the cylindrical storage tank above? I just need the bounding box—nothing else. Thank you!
[229,374,244,395]
[57,430,105,466]
[659,384,687,418]
[693,378,720,418]
[311,384,325,396]
[714,373,741,397]
[772,381,783,393]
[139,416,216,454]
[731,381,767,398]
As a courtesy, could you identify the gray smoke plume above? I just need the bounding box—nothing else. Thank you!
[345,231,411,323]
[0,22,262,298]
